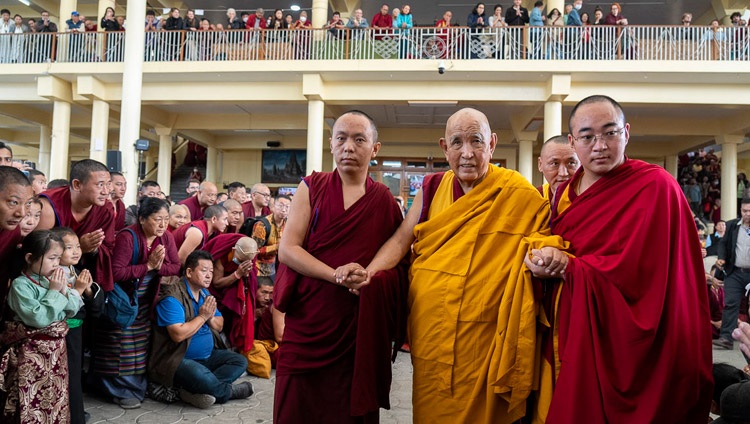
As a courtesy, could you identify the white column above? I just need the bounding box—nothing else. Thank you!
[544,100,563,141]
[90,99,109,163]
[518,139,534,183]
[311,0,328,29]
[49,101,71,180]
[306,99,325,175]
[206,146,218,184]
[157,134,173,196]
[117,0,147,207]
[719,135,743,221]
[38,125,51,177]
[664,155,678,179]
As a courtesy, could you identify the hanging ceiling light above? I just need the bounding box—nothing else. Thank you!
[290,5,301,11]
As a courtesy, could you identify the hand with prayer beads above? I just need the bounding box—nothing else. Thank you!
[236,260,253,277]
[524,247,568,278]
[80,229,105,253]
[49,267,67,294]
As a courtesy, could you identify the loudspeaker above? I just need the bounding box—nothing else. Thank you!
[107,150,122,172]
[266,141,281,148]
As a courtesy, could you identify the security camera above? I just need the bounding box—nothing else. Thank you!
[438,60,446,75]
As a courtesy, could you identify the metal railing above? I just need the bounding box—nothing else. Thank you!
[0,26,747,64]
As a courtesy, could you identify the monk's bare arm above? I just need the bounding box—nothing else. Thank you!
[178,228,202,265]
[278,182,336,284]
[37,197,56,230]
[365,189,422,275]
[272,306,285,344]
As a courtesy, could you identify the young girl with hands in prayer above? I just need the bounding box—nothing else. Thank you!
[1,230,80,423]
[54,227,104,424]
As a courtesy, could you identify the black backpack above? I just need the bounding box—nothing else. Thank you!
[239,216,271,247]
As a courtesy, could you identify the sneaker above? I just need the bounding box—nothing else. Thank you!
[230,381,254,400]
[114,397,141,409]
[712,338,734,350]
[179,389,216,409]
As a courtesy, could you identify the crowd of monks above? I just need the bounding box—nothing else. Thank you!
[3,95,750,423]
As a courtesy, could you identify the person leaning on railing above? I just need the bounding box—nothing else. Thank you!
[604,2,627,26]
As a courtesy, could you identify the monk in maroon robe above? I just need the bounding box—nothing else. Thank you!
[0,167,34,313]
[177,181,217,221]
[204,233,258,352]
[274,111,408,423]
[110,171,127,231]
[38,160,116,288]
[526,96,712,423]
[172,204,228,264]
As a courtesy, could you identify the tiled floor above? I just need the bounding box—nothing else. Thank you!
[85,345,747,423]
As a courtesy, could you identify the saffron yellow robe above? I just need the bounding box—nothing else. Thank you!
[409,165,566,424]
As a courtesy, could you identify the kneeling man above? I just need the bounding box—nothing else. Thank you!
[149,250,254,409]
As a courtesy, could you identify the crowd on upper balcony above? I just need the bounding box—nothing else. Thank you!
[0,3,748,63]
[1,2,748,36]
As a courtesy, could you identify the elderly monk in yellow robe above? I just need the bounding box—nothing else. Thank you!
[355,108,568,423]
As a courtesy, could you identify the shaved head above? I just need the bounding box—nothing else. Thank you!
[538,135,580,192]
[440,108,497,192]
[198,181,218,208]
[223,199,243,227]
[234,236,258,262]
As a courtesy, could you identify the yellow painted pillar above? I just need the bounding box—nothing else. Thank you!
[206,146,219,184]
[38,125,51,177]
[518,139,534,182]
[118,0,146,206]
[90,99,109,164]
[664,155,678,179]
[60,0,77,22]
[547,0,564,15]
[50,101,72,180]
[157,131,173,196]
[544,100,562,141]
[306,99,325,175]
[312,0,328,29]
[718,134,743,221]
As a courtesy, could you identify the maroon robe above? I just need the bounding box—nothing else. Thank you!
[109,223,181,292]
[178,195,204,221]
[0,227,22,316]
[203,233,258,352]
[113,199,126,231]
[171,219,211,251]
[273,171,408,423]
[40,186,116,288]
[548,159,713,423]
[242,201,270,219]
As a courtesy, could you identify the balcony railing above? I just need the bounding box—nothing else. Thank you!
[0,26,747,64]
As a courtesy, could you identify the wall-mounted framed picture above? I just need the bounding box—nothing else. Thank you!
[262,149,306,184]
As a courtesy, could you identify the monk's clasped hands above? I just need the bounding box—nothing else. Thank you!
[333,263,370,295]
[732,321,750,358]
[524,247,568,278]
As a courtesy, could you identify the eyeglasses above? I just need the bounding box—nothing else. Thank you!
[235,245,258,256]
[572,128,624,146]
[253,192,271,198]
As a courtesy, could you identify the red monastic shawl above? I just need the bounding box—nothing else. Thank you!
[0,227,22,311]
[40,186,115,288]
[548,159,713,423]
[113,199,126,231]
[241,201,271,219]
[203,233,258,352]
[178,195,204,221]
[172,219,210,250]
[274,171,408,417]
